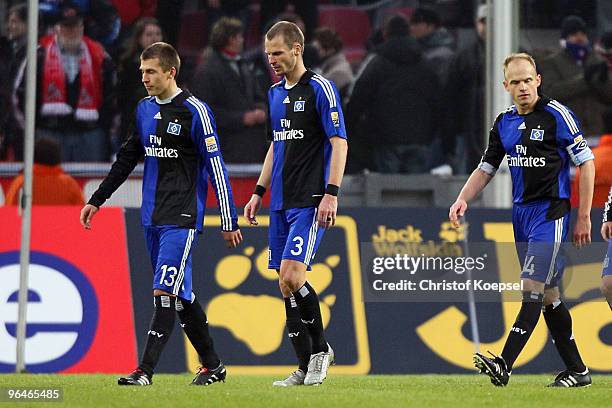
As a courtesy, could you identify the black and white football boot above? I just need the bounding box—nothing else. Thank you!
[191,362,227,386]
[473,352,510,387]
[118,368,152,386]
[547,369,592,388]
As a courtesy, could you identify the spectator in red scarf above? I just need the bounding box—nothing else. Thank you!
[13,5,116,162]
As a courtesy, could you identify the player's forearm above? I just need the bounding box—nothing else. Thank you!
[256,143,273,188]
[457,169,493,203]
[327,137,348,187]
[577,160,595,218]
[89,141,141,207]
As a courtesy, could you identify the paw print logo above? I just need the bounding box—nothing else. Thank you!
[439,221,466,243]
[206,246,339,355]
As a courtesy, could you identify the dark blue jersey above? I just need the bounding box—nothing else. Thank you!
[89,90,238,232]
[267,70,347,211]
[479,96,594,210]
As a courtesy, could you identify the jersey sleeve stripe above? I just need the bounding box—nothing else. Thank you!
[173,228,195,295]
[211,156,232,230]
[191,96,215,135]
[187,96,211,134]
[304,209,318,264]
[312,75,336,108]
[604,186,612,222]
[545,218,563,285]
[314,75,337,108]
[553,101,579,134]
[187,96,214,135]
[548,101,579,134]
[312,77,333,107]
[211,156,229,230]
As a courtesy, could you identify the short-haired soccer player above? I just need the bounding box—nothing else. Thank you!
[449,53,595,387]
[244,21,348,386]
[80,42,242,386]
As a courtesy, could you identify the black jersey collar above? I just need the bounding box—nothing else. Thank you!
[170,89,190,106]
[534,95,550,110]
[298,69,315,85]
[513,95,550,116]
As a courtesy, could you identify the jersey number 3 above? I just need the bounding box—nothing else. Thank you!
[290,236,304,256]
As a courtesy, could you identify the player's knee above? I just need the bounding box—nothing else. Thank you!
[278,279,292,297]
[601,278,612,298]
[279,270,303,293]
[543,288,560,306]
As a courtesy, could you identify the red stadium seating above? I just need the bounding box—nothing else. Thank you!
[245,3,262,49]
[318,6,371,63]
[383,7,416,20]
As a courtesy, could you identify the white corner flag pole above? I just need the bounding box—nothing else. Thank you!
[16,0,39,373]
[461,219,481,352]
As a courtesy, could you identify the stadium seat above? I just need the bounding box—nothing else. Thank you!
[245,3,261,49]
[383,7,415,20]
[177,11,208,59]
[318,6,371,63]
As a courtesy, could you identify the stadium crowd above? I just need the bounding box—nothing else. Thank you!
[1,0,612,176]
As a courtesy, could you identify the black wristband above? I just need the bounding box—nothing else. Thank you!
[254,184,266,197]
[325,184,339,196]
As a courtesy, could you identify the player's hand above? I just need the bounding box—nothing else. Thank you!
[601,221,612,241]
[317,194,337,228]
[80,204,98,230]
[222,229,243,248]
[244,194,262,225]
[253,108,266,124]
[449,199,467,229]
[573,214,591,248]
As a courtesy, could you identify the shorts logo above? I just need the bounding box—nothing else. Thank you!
[331,111,339,128]
[167,122,182,136]
[205,136,218,152]
[530,129,544,141]
[294,101,305,112]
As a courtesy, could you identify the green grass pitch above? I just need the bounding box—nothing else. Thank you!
[1,374,610,407]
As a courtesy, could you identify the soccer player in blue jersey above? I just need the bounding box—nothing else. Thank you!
[244,21,348,386]
[449,53,595,387]
[80,42,242,386]
[602,185,612,310]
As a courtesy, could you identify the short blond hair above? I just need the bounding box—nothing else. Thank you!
[503,52,537,78]
[266,21,304,50]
